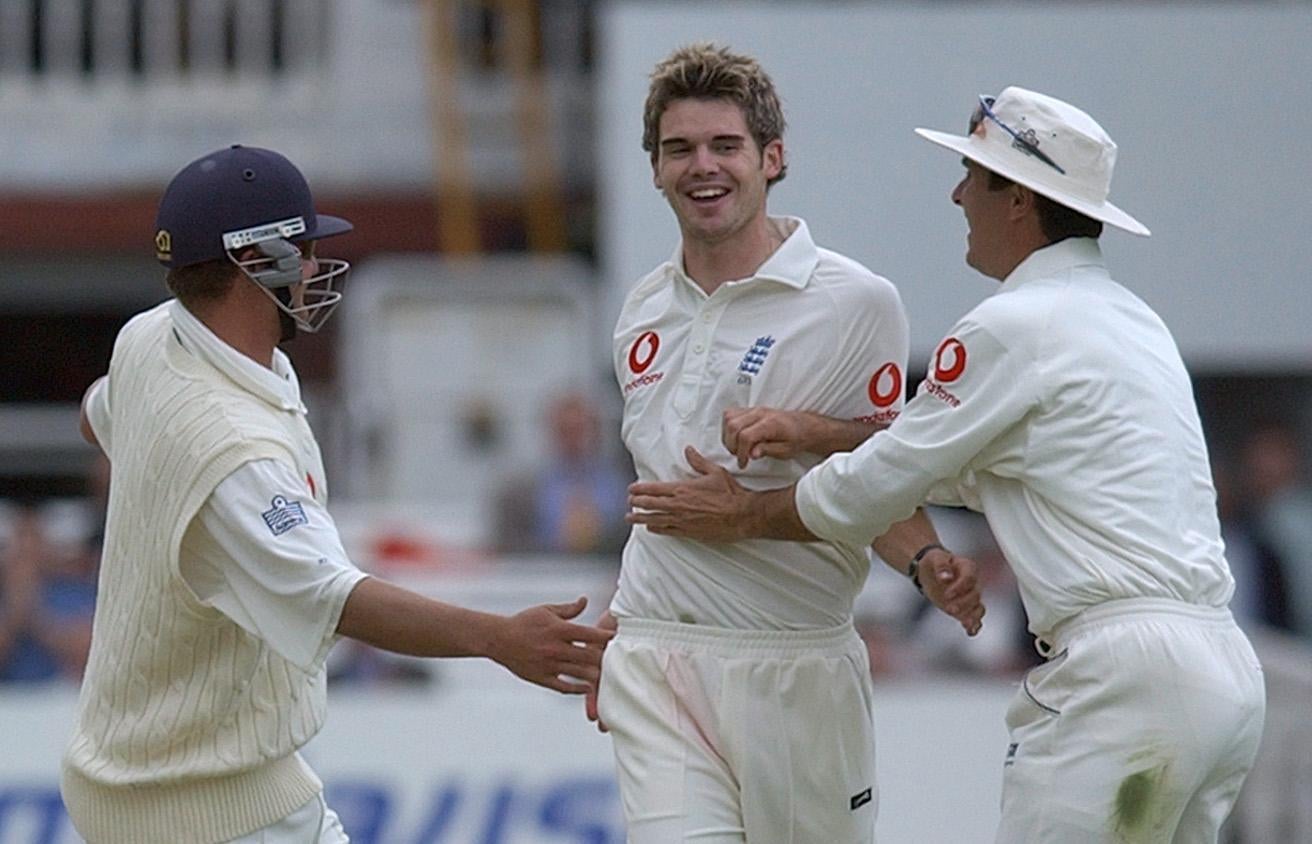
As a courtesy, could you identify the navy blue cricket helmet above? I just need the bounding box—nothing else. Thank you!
[154,145,353,334]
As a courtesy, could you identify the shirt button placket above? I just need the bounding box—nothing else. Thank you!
[673,301,718,418]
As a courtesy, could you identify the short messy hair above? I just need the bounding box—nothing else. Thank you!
[165,259,238,309]
[642,43,788,186]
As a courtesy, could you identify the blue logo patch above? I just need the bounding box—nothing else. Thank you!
[738,335,775,376]
[262,495,308,536]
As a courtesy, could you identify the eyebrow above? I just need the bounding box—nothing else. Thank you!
[659,133,748,149]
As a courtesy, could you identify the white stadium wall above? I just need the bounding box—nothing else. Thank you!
[0,680,1013,844]
[597,2,1312,371]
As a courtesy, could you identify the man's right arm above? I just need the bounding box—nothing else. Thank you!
[717,268,908,468]
[188,458,614,696]
[336,580,611,694]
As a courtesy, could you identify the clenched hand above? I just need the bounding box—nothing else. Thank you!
[722,407,811,468]
[917,548,986,636]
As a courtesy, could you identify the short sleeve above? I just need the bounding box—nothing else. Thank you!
[180,458,369,671]
[84,376,112,453]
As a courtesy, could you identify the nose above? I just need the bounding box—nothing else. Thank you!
[951,177,965,206]
[689,144,717,176]
[300,255,320,280]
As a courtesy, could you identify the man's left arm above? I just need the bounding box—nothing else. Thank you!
[79,376,110,453]
[721,407,879,468]
[627,450,984,635]
[720,273,909,467]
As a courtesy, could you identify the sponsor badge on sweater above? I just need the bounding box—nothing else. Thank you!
[262,495,308,535]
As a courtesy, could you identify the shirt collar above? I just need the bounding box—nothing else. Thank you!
[1000,237,1106,292]
[668,216,820,292]
[168,299,305,413]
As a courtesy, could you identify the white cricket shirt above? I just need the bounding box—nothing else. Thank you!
[796,238,1234,637]
[613,217,910,629]
[84,301,365,670]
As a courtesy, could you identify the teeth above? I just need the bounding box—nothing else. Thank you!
[690,188,727,199]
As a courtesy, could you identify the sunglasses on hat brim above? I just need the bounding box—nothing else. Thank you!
[969,96,1066,176]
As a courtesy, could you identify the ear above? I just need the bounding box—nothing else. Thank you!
[651,153,664,191]
[761,138,784,181]
[1009,184,1038,223]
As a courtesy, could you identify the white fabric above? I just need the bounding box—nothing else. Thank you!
[84,376,111,449]
[597,619,876,843]
[995,600,1264,842]
[170,299,332,505]
[796,238,1234,638]
[170,298,305,412]
[181,458,368,672]
[914,86,1150,236]
[612,216,909,629]
[224,794,349,843]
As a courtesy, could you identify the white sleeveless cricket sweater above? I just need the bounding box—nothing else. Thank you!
[62,303,331,843]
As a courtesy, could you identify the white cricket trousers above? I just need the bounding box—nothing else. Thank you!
[597,617,878,843]
[223,793,348,843]
[996,598,1265,843]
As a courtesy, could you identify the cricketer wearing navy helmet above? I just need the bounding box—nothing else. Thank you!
[63,145,610,844]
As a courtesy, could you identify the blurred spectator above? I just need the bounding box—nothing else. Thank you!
[1213,461,1287,631]
[0,459,105,683]
[38,457,105,680]
[493,391,632,556]
[0,504,62,682]
[1241,423,1312,640]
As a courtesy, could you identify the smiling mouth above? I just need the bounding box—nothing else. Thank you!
[688,187,729,203]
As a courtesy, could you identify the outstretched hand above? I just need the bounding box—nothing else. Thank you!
[917,548,986,636]
[627,447,751,542]
[491,597,614,694]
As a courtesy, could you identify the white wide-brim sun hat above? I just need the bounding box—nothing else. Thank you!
[915,86,1150,237]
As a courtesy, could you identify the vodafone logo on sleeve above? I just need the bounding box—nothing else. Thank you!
[628,331,660,374]
[854,362,902,424]
[623,331,664,394]
[923,337,967,407]
[867,362,902,407]
[933,338,967,382]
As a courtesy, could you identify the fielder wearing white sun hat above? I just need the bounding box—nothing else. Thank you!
[915,86,1150,237]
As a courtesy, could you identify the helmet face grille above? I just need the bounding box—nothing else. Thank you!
[231,248,351,334]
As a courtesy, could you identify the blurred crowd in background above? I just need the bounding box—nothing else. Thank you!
[0,0,1309,693]
[3,394,1309,689]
